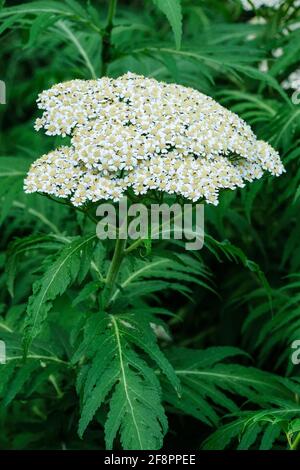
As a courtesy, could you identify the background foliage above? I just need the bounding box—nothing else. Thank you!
[0,0,300,450]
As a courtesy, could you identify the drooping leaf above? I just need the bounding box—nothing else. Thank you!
[152,0,182,49]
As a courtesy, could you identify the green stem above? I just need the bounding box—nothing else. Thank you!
[105,236,127,304]
[102,0,118,75]
[106,0,117,28]
[124,237,143,254]
[6,354,70,366]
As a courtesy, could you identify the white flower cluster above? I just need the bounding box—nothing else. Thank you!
[24,72,284,206]
[241,0,300,10]
[282,69,300,91]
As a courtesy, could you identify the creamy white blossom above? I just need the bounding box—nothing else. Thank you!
[241,0,300,10]
[24,72,284,206]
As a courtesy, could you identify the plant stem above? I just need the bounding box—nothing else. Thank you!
[105,236,127,304]
[102,0,118,75]
[6,355,70,366]
[106,0,117,28]
[124,237,143,254]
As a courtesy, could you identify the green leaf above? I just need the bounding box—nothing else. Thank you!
[205,235,270,294]
[72,281,100,307]
[0,156,30,223]
[260,423,281,450]
[6,234,65,297]
[0,1,77,19]
[3,361,37,406]
[105,318,167,450]
[56,20,97,79]
[111,253,213,306]
[203,406,300,450]
[237,423,261,450]
[152,0,182,49]
[23,234,96,355]
[73,312,178,449]
[163,347,294,426]
[202,418,245,450]
[25,13,57,49]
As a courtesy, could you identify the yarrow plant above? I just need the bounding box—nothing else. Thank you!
[2,0,300,453]
[18,73,287,449]
[24,73,284,207]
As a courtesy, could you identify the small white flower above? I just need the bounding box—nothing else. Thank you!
[241,0,300,10]
[282,69,300,91]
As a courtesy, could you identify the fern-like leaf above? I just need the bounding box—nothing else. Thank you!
[110,252,213,308]
[6,234,65,297]
[73,311,180,450]
[23,234,96,355]
[203,405,300,450]
[162,347,294,426]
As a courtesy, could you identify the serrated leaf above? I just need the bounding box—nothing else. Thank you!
[163,347,294,427]
[73,312,176,449]
[3,361,37,406]
[6,234,64,297]
[23,234,96,355]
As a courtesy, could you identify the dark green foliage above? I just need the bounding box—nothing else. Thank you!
[0,0,300,451]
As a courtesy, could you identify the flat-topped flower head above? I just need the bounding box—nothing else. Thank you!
[24,72,285,206]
